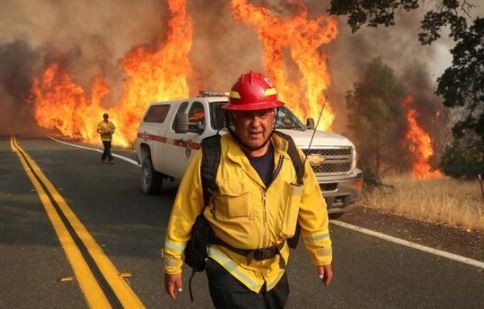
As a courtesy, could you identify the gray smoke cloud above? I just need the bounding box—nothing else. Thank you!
[324,9,453,134]
[0,0,479,141]
[188,0,264,92]
[0,0,167,135]
[0,40,41,136]
[189,0,456,138]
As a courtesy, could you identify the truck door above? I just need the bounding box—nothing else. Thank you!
[139,104,171,171]
[162,101,207,178]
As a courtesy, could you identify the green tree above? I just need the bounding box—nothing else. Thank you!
[328,0,472,44]
[437,18,483,142]
[440,139,484,178]
[329,0,483,177]
[346,58,408,180]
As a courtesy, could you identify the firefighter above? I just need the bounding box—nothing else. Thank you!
[96,113,115,164]
[163,71,333,308]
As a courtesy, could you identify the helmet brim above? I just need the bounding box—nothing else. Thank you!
[222,100,284,111]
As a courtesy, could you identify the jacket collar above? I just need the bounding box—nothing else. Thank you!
[224,133,291,188]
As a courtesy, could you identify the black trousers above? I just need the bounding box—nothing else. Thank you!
[205,258,289,309]
[101,141,113,161]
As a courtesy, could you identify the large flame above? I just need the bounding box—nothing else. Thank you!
[32,0,339,146]
[31,0,192,147]
[402,95,442,179]
[231,0,338,130]
[117,0,192,144]
[31,64,109,143]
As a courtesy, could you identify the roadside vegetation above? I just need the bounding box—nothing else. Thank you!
[361,175,483,231]
[334,2,483,232]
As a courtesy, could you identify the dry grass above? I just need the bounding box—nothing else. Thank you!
[361,175,484,231]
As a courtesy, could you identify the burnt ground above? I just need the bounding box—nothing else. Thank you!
[339,206,483,261]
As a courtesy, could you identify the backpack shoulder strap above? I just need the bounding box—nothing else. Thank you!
[274,130,305,249]
[201,134,222,206]
[274,131,304,185]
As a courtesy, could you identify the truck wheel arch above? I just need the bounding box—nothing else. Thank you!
[139,143,163,194]
[139,143,151,161]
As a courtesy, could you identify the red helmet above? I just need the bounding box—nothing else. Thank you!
[223,71,284,111]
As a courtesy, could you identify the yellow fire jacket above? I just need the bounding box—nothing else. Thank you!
[164,133,332,292]
[97,121,115,141]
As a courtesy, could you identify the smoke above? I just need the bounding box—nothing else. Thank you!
[0,0,475,140]
[189,0,453,138]
[0,0,166,135]
[325,9,453,134]
[0,41,41,135]
[188,0,264,93]
[0,0,166,58]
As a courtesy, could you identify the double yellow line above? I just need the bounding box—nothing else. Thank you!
[10,136,145,308]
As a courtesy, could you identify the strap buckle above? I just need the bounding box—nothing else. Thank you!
[253,246,279,260]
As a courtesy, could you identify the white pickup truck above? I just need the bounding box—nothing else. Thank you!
[135,92,362,217]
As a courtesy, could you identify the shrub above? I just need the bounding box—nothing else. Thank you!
[440,140,484,179]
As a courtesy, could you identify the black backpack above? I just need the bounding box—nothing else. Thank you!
[183,131,304,301]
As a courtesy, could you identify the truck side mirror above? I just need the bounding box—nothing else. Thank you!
[306,117,315,130]
[174,113,188,133]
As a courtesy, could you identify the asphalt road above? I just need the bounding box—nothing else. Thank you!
[0,136,482,308]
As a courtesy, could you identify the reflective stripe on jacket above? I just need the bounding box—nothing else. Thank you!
[164,133,332,292]
[97,121,115,141]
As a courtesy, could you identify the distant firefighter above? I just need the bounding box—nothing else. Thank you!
[97,113,116,164]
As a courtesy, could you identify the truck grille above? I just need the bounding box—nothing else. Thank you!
[304,148,352,156]
[303,147,353,174]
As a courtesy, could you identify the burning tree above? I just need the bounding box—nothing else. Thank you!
[401,95,443,179]
[329,0,484,178]
[347,59,446,182]
[346,58,408,179]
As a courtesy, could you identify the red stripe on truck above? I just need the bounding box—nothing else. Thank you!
[137,132,201,150]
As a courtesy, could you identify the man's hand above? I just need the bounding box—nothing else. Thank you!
[165,273,183,299]
[317,264,333,287]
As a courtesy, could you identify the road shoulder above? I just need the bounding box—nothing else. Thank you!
[339,206,483,262]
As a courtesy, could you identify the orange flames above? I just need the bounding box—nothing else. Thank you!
[117,0,192,144]
[32,0,192,147]
[32,0,338,146]
[232,0,338,130]
[31,64,110,143]
[402,95,442,179]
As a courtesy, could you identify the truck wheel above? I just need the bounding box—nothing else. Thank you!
[141,157,162,194]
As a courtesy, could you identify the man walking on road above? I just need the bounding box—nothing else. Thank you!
[97,113,115,164]
[163,71,333,308]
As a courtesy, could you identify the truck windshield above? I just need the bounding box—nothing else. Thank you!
[275,107,306,130]
[210,101,228,130]
[210,101,306,131]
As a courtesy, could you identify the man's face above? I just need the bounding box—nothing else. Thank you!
[231,108,276,150]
